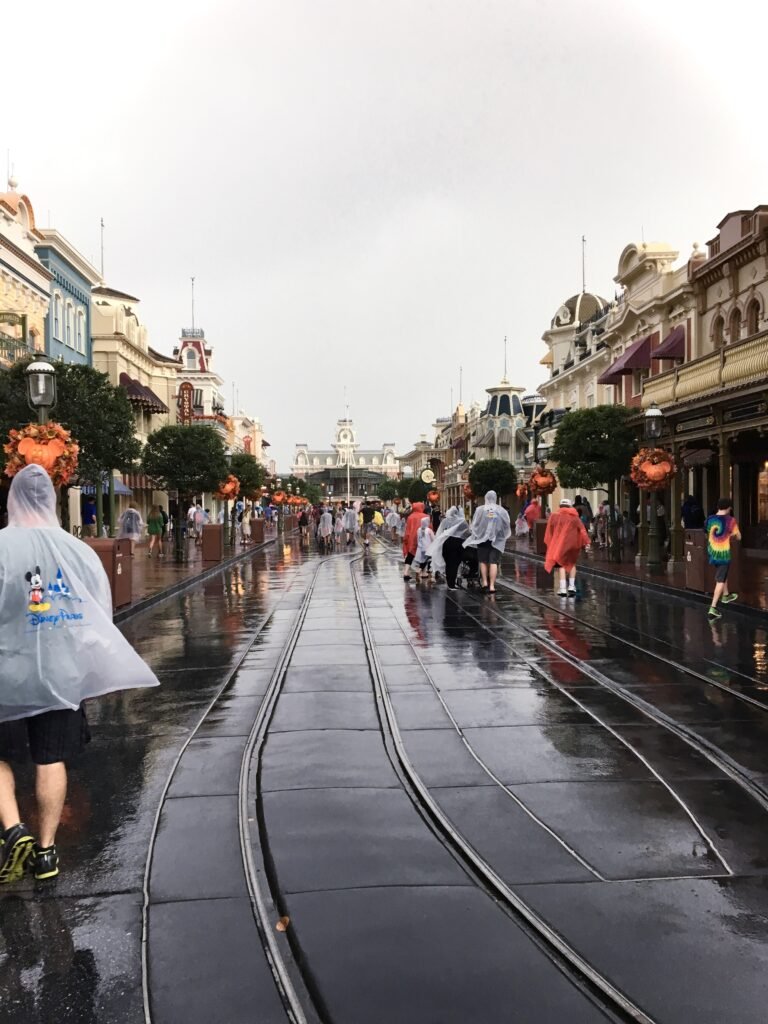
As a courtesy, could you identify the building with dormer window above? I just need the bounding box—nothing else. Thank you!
[0,178,50,367]
[173,328,229,439]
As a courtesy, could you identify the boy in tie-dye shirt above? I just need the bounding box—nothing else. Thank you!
[705,498,741,619]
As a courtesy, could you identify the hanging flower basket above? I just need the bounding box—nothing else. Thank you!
[4,421,79,488]
[516,482,529,501]
[215,474,240,500]
[528,467,557,497]
[273,490,286,505]
[463,484,474,499]
[631,448,677,491]
[427,489,440,503]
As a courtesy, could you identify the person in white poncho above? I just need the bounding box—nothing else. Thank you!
[342,504,359,546]
[463,490,511,594]
[427,506,470,589]
[317,507,334,553]
[0,464,159,884]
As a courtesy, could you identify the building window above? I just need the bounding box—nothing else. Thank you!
[742,214,752,237]
[712,315,725,349]
[728,307,741,345]
[76,309,86,353]
[632,368,648,397]
[587,393,595,408]
[186,349,198,370]
[498,394,511,416]
[65,302,73,347]
[747,299,760,336]
[53,293,62,339]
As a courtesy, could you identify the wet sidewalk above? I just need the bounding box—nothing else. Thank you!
[511,538,768,616]
[116,527,280,619]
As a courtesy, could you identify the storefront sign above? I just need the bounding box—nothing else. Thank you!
[179,381,194,425]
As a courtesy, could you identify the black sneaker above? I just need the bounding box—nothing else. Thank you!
[0,823,34,884]
[31,844,59,881]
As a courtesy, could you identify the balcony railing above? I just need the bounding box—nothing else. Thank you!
[642,330,768,409]
[0,330,32,369]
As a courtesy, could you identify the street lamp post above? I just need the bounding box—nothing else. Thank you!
[25,359,57,425]
[644,403,665,570]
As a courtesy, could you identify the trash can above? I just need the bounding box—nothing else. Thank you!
[251,519,265,545]
[684,530,707,591]
[201,524,224,562]
[85,538,132,610]
[534,519,548,555]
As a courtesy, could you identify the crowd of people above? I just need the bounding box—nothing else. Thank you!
[299,493,513,595]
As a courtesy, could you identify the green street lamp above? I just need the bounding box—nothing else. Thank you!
[644,403,665,569]
[25,359,57,424]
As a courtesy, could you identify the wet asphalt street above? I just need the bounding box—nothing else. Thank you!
[2,536,768,1023]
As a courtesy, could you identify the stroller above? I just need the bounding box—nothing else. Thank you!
[456,545,480,588]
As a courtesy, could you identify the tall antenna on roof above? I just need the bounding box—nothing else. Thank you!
[502,337,508,383]
[581,235,586,293]
[191,276,195,330]
[100,218,105,278]
[459,365,463,404]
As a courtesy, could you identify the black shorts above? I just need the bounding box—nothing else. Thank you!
[0,706,90,766]
[404,553,415,566]
[476,542,501,565]
[714,563,730,584]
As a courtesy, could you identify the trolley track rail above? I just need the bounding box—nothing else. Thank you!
[350,554,656,1024]
[376,535,768,810]
[142,557,327,1024]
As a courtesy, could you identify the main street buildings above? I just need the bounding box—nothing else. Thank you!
[537,207,768,563]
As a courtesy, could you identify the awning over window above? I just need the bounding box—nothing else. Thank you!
[476,429,496,447]
[652,325,685,361]
[81,475,133,496]
[597,334,651,384]
[496,428,512,445]
[119,372,169,414]
[451,437,466,450]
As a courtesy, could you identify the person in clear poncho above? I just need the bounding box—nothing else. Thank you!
[427,505,470,589]
[463,490,511,593]
[0,464,159,884]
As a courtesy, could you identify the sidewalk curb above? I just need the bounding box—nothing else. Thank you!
[505,546,768,623]
[114,534,282,624]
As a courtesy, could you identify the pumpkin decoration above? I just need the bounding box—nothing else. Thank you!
[631,448,677,491]
[215,474,240,500]
[529,466,557,497]
[4,421,79,488]
[273,490,286,505]
[427,489,440,503]
[394,498,401,506]
[463,484,474,499]
[516,482,529,501]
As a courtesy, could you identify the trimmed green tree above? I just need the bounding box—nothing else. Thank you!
[469,459,517,501]
[0,360,141,532]
[143,425,229,560]
[229,452,265,499]
[407,479,430,503]
[549,405,636,561]
[376,479,398,503]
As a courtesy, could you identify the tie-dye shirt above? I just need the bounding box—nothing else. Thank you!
[705,514,741,564]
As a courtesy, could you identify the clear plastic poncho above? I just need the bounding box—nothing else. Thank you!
[318,511,334,538]
[0,464,159,723]
[386,510,400,529]
[463,490,512,554]
[427,505,470,574]
[342,508,359,532]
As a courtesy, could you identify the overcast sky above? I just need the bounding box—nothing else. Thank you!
[5,1,767,468]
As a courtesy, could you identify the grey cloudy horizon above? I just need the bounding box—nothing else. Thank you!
[6,0,766,469]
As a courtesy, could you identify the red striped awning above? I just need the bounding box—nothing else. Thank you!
[597,335,651,384]
[652,325,685,360]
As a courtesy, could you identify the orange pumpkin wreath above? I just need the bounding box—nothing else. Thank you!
[630,448,677,491]
[4,421,79,487]
[528,466,557,497]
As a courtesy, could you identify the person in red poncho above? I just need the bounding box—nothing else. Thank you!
[544,498,591,597]
[523,499,542,542]
[402,502,425,582]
